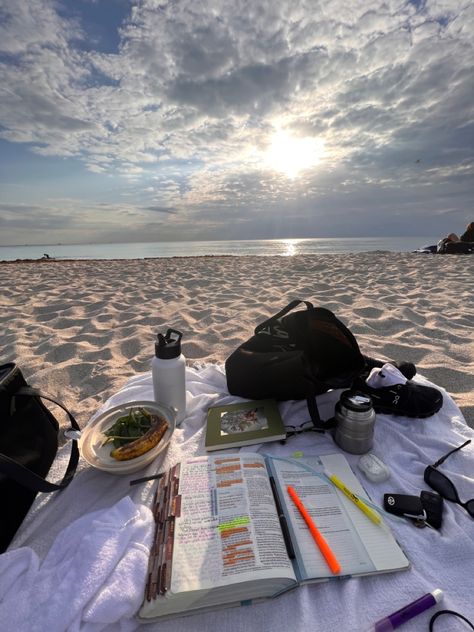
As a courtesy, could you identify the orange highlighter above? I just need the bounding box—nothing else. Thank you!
[287,485,341,575]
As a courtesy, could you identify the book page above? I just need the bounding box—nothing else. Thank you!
[165,454,296,595]
[269,455,374,580]
[320,454,409,572]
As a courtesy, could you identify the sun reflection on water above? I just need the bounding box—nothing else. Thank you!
[281,239,300,256]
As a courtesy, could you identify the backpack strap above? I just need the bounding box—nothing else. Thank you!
[304,377,336,432]
[254,302,339,432]
[0,387,80,493]
[255,300,313,334]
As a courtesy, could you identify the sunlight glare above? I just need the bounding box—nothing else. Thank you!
[282,239,299,256]
[264,131,324,178]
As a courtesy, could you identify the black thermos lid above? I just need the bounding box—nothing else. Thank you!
[339,390,373,413]
[155,329,183,359]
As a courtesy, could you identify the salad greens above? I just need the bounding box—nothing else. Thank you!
[102,407,155,449]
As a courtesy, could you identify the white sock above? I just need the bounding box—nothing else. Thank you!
[366,363,407,388]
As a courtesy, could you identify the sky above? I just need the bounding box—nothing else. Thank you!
[0,0,473,246]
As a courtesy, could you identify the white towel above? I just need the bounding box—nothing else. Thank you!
[6,366,474,632]
[0,497,153,632]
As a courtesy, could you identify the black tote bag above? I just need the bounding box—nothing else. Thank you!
[0,362,80,552]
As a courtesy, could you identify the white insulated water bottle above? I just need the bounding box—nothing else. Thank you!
[152,329,186,425]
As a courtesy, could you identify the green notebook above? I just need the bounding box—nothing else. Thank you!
[205,399,286,451]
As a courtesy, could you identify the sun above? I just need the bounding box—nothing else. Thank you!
[264,131,325,178]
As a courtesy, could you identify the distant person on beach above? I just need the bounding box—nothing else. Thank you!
[437,226,474,254]
[460,222,474,242]
[437,233,458,253]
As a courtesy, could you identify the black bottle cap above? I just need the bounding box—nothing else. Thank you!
[154,329,183,359]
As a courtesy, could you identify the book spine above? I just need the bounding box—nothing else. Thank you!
[145,463,181,601]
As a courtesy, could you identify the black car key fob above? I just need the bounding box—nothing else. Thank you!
[420,491,443,529]
[383,494,426,520]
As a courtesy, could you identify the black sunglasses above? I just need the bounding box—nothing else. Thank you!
[424,439,473,518]
[283,420,320,440]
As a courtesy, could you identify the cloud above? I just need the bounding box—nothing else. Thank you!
[0,202,45,214]
[0,0,473,243]
[0,1,81,55]
[0,190,216,244]
[143,205,177,214]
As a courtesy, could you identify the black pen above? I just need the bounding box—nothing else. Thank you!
[269,476,296,559]
[129,472,165,486]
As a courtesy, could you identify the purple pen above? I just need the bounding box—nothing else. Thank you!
[371,589,443,631]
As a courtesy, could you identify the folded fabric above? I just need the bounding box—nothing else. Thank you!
[0,496,153,632]
[366,363,407,388]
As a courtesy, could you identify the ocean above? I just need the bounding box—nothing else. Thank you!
[0,237,436,261]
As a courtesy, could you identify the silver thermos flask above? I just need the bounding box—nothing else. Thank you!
[333,390,376,454]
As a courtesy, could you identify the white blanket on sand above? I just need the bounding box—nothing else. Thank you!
[3,366,474,631]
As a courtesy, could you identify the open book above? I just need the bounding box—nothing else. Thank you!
[138,452,409,621]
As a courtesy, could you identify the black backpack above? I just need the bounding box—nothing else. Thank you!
[225,300,365,430]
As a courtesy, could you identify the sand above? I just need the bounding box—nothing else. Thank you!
[2,252,473,428]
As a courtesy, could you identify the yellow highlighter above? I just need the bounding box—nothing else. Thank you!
[327,472,382,526]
